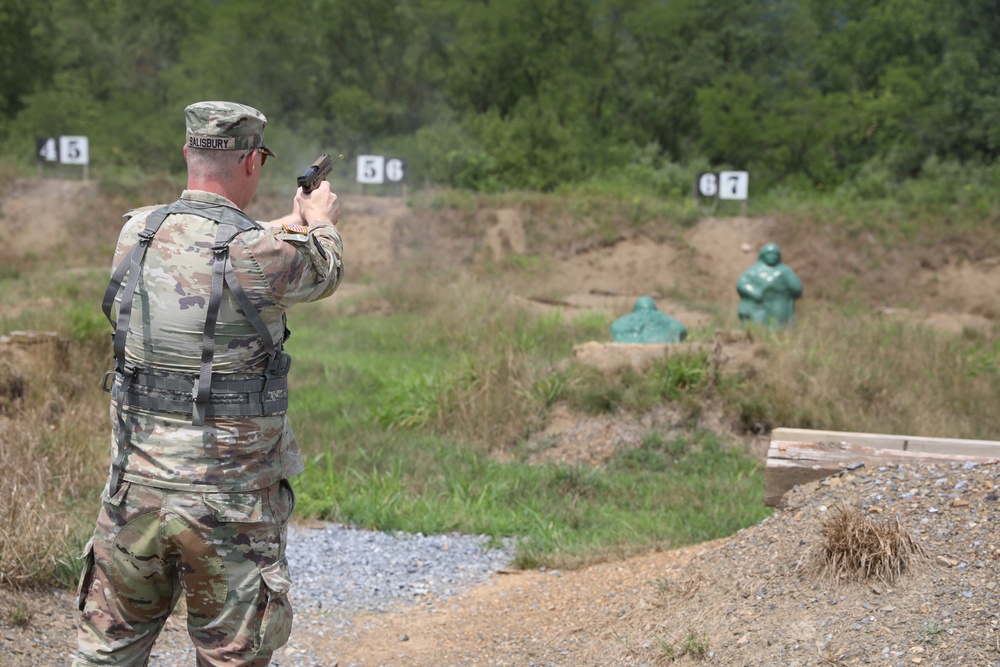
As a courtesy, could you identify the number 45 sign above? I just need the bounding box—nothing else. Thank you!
[36,136,90,165]
[697,171,749,200]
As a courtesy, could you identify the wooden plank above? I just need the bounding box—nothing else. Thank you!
[765,428,1000,507]
[771,427,1000,458]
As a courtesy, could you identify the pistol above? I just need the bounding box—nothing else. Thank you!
[297,154,333,194]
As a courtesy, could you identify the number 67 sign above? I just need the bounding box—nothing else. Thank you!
[696,171,749,200]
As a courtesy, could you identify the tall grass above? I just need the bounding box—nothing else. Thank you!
[720,303,1000,438]
[0,244,112,586]
[0,329,106,587]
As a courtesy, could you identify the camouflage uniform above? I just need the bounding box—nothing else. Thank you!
[74,102,342,667]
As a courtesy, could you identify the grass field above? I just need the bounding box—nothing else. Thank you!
[1,171,998,594]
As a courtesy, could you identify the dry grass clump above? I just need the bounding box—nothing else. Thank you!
[0,333,106,587]
[806,505,926,584]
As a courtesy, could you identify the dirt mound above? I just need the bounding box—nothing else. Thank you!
[0,179,101,262]
[7,178,995,332]
[331,193,1000,338]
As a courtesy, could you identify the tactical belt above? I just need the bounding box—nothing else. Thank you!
[103,366,289,418]
[100,198,291,493]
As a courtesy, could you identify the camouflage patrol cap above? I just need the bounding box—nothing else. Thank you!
[185,101,276,158]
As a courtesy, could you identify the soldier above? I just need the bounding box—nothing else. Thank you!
[73,101,343,666]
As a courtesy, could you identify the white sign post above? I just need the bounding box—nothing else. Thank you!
[696,172,719,198]
[356,155,385,185]
[718,171,749,201]
[35,135,90,179]
[694,170,749,213]
[357,155,407,195]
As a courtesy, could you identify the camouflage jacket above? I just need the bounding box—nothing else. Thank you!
[108,189,343,492]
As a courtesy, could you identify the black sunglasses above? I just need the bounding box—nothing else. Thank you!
[239,146,270,166]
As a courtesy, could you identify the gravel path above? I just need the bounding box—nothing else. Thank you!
[271,525,513,667]
[2,523,512,667]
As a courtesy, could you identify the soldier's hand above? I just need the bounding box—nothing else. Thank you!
[295,181,340,228]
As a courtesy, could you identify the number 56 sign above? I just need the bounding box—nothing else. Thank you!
[356,155,406,185]
[697,171,749,200]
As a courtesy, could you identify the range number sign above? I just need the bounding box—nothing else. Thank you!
[696,171,749,200]
[357,155,406,185]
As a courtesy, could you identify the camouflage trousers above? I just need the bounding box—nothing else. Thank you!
[73,478,296,667]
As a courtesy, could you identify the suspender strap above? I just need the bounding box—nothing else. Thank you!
[193,221,234,425]
[101,203,177,495]
[102,204,175,362]
[102,203,173,331]
[223,254,292,412]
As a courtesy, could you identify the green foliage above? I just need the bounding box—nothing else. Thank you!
[6,0,1000,193]
[372,369,450,430]
[280,289,771,569]
[651,351,712,400]
[567,150,713,202]
[295,429,768,569]
[415,121,502,192]
[682,631,710,658]
[68,303,107,345]
[639,627,711,661]
[530,368,572,408]
[566,366,625,415]
[0,1,51,119]
[560,351,714,418]
[52,533,91,590]
[611,431,693,473]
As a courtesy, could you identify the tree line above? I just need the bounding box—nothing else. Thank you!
[2,0,998,193]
